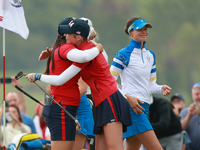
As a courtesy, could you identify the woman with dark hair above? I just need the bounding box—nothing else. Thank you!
[0,105,31,146]
[110,17,171,150]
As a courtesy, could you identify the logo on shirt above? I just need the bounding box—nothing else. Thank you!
[10,0,22,8]
[146,55,150,62]
[110,119,115,122]
[0,16,3,22]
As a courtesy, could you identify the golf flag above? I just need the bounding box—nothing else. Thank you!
[0,0,29,39]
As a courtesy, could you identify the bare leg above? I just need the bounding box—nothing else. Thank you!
[125,130,163,150]
[96,132,108,150]
[137,130,163,150]
[51,141,74,150]
[72,133,86,150]
[124,136,142,150]
[104,121,123,150]
[182,144,186,150]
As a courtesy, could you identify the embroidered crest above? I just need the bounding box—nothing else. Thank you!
[10,0,22,8]
[146,55,150,62]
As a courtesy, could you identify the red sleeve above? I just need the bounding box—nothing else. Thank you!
[60,43,76,59]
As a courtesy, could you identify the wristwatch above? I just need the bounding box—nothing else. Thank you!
[35,73,42,80]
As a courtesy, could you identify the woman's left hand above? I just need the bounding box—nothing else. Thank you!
[38,47,52,61]
[26,73,36,83]
[161,85,172,96]
[126,94,145,115]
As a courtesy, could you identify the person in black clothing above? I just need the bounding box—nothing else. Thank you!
[171,93,186,118]
[148,96,183,150]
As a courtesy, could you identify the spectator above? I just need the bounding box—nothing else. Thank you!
[148,96,183,150]
[0,101,9,148]
[171,93,190,150]
[0,105,31,147]
[171,93,186,118]
[0,77,26,114]
[0,77,36,133]
[33,102,50,140]
[5,92,36,133]
[180,82,200,150]
[11,77,27,114]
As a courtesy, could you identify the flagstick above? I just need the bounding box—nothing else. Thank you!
[2,4,6,149]
[2,27,6,149]
[1,1,29,148]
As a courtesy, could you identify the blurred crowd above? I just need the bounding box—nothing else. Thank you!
[1,73,200,150]
[0,77,50,148]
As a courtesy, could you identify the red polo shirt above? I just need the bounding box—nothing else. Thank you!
[50,43,80,106]
[74,41,118,107]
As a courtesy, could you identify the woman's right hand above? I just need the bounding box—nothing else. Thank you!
[38,47,52,61]
[96,43,103,53]
[26,73,36,83]
[188,102,197,117]
[125,94,145,115]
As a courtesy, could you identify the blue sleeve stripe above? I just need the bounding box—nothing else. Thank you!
[115,53,129,66]
[112,61,124,70]
[151,68,156,73]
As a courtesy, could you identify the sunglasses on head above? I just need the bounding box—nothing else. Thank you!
[193,83,200,88]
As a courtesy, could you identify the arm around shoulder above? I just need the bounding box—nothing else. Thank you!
[67,44,103,63]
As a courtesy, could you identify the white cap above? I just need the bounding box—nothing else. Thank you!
[79,17,93,27]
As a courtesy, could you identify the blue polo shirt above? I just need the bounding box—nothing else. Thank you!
[180,107,200,150]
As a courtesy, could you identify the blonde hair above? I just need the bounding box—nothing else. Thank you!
[88,27,99,42]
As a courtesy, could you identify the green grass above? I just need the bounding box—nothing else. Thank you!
[1,69,48,117]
